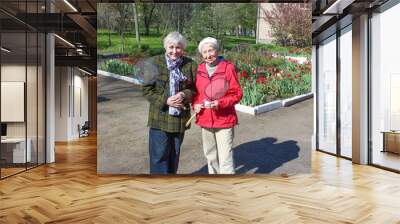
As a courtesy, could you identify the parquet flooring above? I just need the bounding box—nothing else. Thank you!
[0,134,400,223]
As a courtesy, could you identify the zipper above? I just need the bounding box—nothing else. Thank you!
[199,62,226,128]
[208,74,214,128]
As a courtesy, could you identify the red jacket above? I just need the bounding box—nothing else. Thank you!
[193,59,243,128]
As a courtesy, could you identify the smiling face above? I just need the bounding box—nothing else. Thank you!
[201,44,218,65]
[165,42,184,60]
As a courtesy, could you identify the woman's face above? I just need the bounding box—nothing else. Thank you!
[201,44,218,65]
[165,42,183,60]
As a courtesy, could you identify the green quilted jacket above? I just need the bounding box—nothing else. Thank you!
[142,55,197,133]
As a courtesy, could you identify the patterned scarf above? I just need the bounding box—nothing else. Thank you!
[166,55,187,116]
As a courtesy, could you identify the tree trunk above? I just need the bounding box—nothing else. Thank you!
[177,13,181,33]
[133,3,141,48]
[145,19,150,36]
[120,32,124,52]
[108,30,111,47]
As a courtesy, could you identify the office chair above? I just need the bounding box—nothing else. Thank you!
[78,121,90,138]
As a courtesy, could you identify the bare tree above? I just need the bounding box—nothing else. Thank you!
[263,3,311,47]
[138,3,156,36]
[110,3,133,52]
[97,4,116,47]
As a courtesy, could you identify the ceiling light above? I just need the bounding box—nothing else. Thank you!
[1,47,11,53]
[63,0,78,12]
[323,0,355,15]
[54,34,75,48]
[78,68,92,76]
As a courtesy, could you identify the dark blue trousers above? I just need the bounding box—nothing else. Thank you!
[149,128,184,174]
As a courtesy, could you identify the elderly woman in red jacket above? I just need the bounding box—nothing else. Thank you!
[193,37,243,174]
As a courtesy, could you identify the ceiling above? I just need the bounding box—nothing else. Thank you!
[312,0,390,43]
[0,0,97,74]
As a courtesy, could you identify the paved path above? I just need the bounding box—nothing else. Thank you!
[98,75,312,174]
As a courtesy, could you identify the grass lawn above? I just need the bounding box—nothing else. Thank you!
[97,30,164,55]
[97,29,310,58]
[97,29,259,56]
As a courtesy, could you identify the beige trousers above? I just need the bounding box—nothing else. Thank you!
[201,127,235,174]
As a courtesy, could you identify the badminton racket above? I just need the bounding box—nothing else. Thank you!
[185,77,229,127]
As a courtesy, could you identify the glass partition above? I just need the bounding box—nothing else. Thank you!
[371,3,400,171]
[1,31,28,177]
[339,26,352,158]
[317,34,337,155]
[0,1,46,179]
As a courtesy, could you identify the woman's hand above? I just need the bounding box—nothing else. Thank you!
[167,94,184,108]
[176,92,185,102]
[194,104,204,113]
[209,100,218,109]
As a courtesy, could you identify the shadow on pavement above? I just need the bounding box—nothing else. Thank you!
[192,137,300,174]
[97,96,111,102]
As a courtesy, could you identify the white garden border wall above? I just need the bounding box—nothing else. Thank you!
[98,70,142,85]
[235,93,314,115]
[98,70,314,116]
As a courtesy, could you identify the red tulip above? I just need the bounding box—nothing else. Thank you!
[256,76,267,84]
[240,70,249,79]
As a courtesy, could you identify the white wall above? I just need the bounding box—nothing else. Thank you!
[55,66,69,141]
[55,67,89,141]
[1,65,29,138]
[73,72,89,137]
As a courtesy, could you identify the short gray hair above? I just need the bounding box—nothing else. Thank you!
[163,32,187,49]
[198,37,219,53]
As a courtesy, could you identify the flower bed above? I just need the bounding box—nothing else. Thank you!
[223,45,311,107]
[237,60,311,107]
[99,44,312,113]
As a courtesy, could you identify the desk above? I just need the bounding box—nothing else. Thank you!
[381,131,400,154]
[1,138,31,163]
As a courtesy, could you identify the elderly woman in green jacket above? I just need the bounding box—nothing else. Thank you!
[142,32,197,174]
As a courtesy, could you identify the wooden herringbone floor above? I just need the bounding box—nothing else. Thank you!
[1,134,400,224]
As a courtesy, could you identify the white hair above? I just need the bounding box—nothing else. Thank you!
[198,37,219,53]
[163,32,187,49]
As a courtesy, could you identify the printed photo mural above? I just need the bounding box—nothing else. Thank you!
[97,3,312,174]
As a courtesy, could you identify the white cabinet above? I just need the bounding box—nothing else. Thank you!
[1,138,31,163]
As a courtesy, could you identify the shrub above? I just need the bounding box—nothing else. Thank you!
[100,59,137,76]
[128,48,146,58]
[148,48,164,56]
[140,44,150,51]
